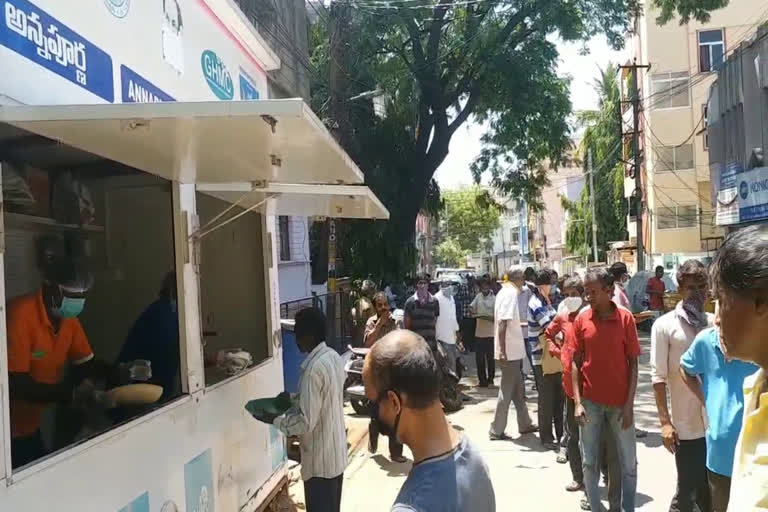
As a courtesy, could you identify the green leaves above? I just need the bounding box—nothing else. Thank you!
[651,0,730,25]
[439,186,502,257]
[308,1,640,280]
[564,64,628,261]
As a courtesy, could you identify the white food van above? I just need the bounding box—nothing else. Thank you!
[0,1,388,511]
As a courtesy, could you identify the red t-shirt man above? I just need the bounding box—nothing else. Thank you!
[574,303,641,408]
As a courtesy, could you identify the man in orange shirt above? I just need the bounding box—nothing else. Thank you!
[7,255,111,469]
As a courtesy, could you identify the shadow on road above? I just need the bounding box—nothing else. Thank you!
[371,454,412,477]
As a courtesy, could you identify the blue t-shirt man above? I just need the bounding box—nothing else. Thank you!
[392,435,495,512]
[680,327,758,477]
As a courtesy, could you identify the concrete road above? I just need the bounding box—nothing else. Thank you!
[338,336,678,512]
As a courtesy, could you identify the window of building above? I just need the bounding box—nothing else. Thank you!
[510,229,520,244]
[657,205,698,229]
[278,216,291,261]
[699,29,725,73]
[651,72,690,109]
[654,143,694,172]
[702,104,709,150]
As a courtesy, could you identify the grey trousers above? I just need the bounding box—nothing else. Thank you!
[490,359,534,435]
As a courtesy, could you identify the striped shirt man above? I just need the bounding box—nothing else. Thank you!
[404,293,440,349]
[274,342,347,481]
[527,289,556,366]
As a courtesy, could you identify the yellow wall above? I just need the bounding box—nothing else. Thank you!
[631,0,754,254]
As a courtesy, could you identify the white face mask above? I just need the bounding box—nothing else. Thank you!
[562,296,583,313]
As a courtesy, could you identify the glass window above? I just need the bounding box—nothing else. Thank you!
[699,29,725,72]
[197,193,269,387]
[654,144,695,172]
[278,216,291,261]
[657,205,698,229]
[651,72,691,109]
[1,138,180,471]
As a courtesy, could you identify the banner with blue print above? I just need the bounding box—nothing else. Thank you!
[737,167,768,223]
[121,65,175,103]
[1,0,114,102]
[239,68,260,100]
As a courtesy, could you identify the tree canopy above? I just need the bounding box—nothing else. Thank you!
[651,0,730,25]
[309,0,637,280]
[562,64,627,261]
[435,186,502,266]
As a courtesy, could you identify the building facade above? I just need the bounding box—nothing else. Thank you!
[707,24,768,230]
[624,0,760,270]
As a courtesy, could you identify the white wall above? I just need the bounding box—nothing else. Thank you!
[275,216,311,303]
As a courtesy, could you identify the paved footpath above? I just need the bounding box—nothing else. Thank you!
[282,336,678,511]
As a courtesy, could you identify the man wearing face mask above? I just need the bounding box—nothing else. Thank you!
[7,251,112,468]
[404,273,440,351]
[434,279,462,377]
[609,262,632,311]
[650,260,713,512]
[363,330,495,511]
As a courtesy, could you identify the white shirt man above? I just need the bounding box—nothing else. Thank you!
[435,284,461,369]
[489,281,536,439]
[651,302,713,511]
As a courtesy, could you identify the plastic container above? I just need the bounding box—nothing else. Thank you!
[281,319,306,394]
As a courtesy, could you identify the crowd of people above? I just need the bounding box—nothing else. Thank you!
[265,224,768,512]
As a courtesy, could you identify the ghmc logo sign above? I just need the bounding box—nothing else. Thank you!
[104,0,130,18]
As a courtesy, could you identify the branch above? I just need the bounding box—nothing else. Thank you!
[448,90,479,136]
[426,0,454,66]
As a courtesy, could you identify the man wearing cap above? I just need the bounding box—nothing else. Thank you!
[7,248,111,468]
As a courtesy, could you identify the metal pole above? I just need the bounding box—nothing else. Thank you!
[588,149,598,263]
[631,63,645,271]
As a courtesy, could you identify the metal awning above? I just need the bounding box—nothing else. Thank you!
[0,99,363,185]
[197,182,389,220]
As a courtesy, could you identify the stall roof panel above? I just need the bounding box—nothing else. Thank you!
[0,100,364,185]
[197,183,389,220]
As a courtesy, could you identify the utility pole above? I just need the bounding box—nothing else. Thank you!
[588,149,598,264]
[327,0,351,348]
[620,61,651,272]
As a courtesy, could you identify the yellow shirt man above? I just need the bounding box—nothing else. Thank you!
[729,368,768,511]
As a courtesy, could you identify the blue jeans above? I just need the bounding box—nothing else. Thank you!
[580,399,637,512]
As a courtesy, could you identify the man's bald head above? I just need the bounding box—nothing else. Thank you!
[363,330,441,409]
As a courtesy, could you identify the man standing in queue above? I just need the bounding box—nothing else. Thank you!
[7,246,112,469]
[272,308,347,512]
[573,267,640,512]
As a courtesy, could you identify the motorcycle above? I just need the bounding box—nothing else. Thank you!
[343,346,371,415]
[435,341,463,412]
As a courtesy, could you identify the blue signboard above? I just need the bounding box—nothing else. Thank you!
[201,49,234,100]
[184,449,215,512]
[121,65,174,103]
[737,167,768,222]
[1,0,114,102]
[239,68,260,100]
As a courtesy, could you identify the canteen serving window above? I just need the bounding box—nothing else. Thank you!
[0,125,182,472]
